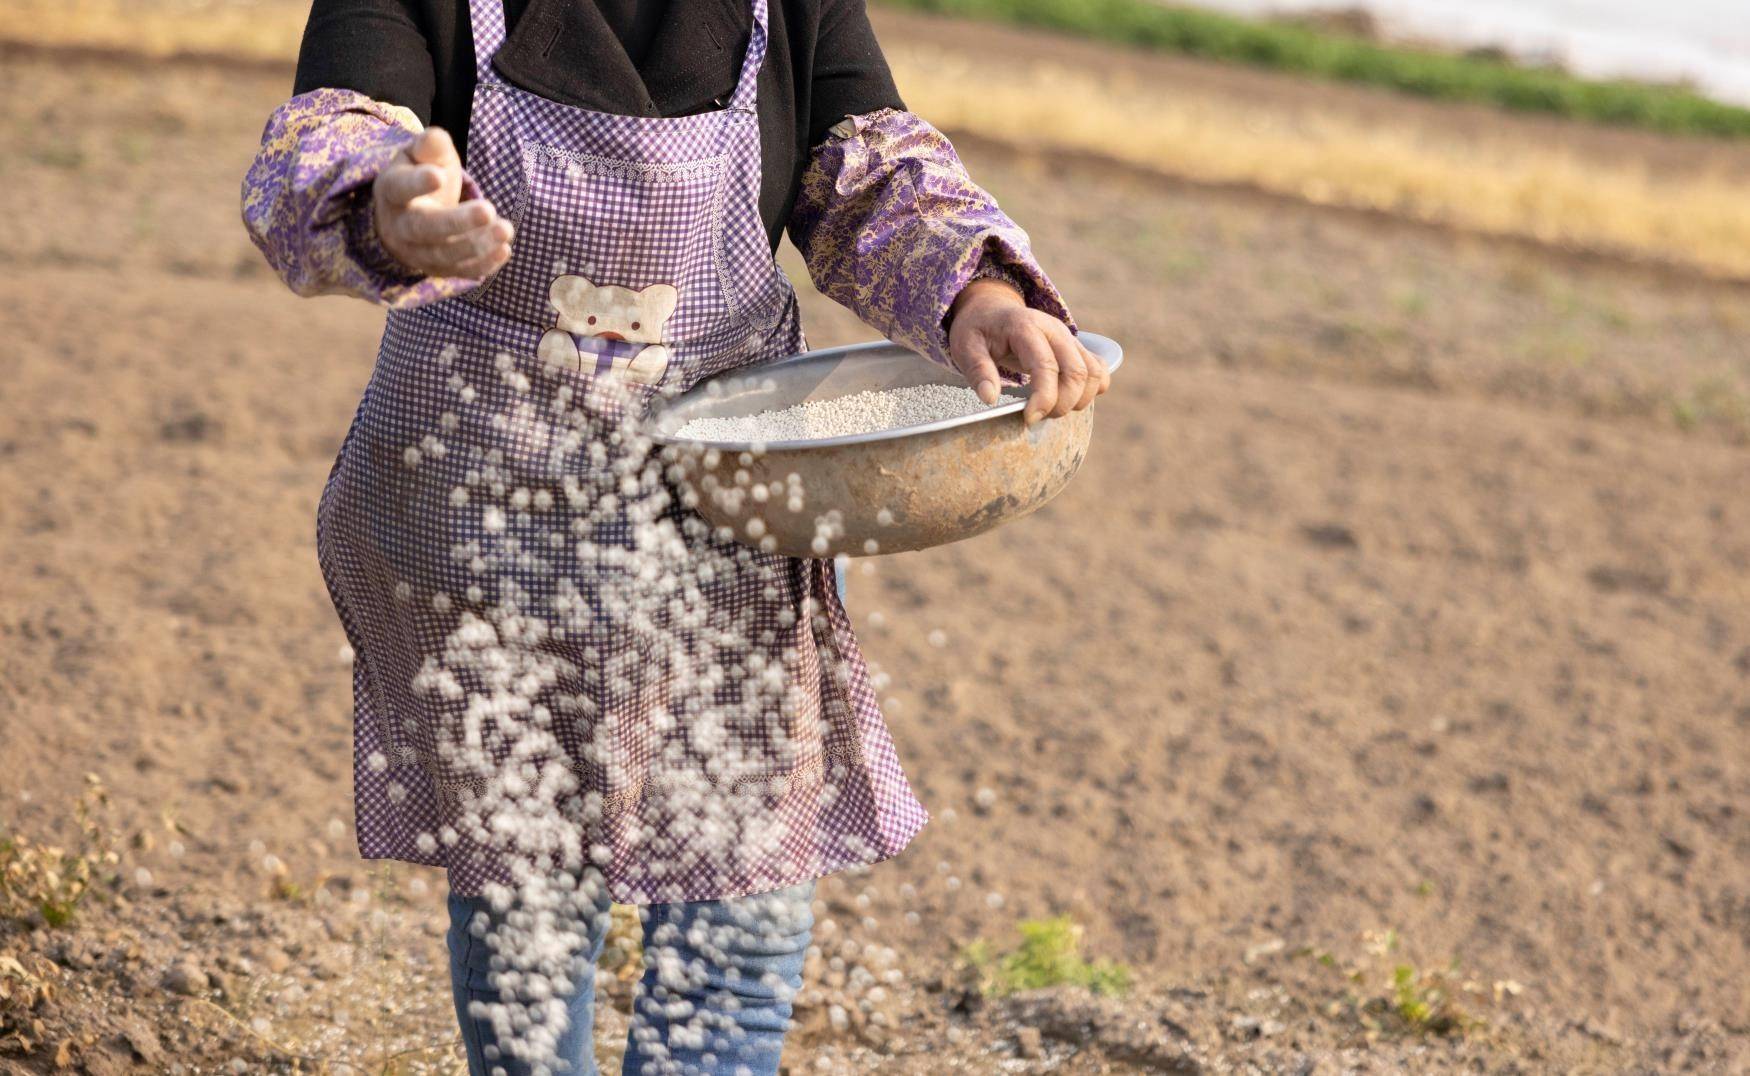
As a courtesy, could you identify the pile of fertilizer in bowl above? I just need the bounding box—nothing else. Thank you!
[675,383,1006,443]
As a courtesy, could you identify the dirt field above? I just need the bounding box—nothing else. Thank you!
[2,13,1748,1074]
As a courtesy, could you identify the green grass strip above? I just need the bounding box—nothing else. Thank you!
[880,0,1750,138]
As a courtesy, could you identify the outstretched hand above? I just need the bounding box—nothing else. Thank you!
[947,279,1111,425]
[371,127,514,280]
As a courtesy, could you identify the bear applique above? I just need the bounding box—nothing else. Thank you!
[538,275,678,386]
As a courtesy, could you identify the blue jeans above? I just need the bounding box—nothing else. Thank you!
[446,882,816,1076]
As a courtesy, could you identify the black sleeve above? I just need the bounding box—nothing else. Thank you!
[807,0,905,146]
[293,0,441,125]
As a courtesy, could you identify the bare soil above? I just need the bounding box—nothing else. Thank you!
[2,23,1748,1075]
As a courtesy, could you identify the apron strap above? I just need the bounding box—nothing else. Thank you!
[469,0,764,105]
[467,0,509,83]
[727,0,770,112]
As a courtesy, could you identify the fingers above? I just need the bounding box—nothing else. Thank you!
[1046,329,1090,419]
[1083,341,1112,399]
[1009,318,1113,422]
[1012,326,1058,425]
[373,126,501,276]
[963,307,1113,423]
[407,126,462,170]
[395,199,495,244]
[376,162,445,210]
[951,331,1004,405]
[447,217,514,265]
[448,237,514,280]
[379,128,464,213]
[1069,339,1108,411]
[393,216,515,279]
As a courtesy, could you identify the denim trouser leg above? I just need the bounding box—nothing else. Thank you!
[447,881,815,1076]
[624,883,816,1076]
[447,889,614,1075]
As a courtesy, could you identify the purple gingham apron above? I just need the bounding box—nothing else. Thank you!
[316,0,928,902]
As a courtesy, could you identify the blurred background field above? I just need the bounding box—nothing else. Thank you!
[887,0,1750,134]
[2,1,1747,1073]
[9,0,1750,283]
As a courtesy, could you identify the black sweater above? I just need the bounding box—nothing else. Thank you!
[293,0,907,246]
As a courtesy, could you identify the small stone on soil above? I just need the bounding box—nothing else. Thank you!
[162,961,209,996]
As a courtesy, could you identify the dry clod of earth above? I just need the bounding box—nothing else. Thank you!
[117,1017,163,1065]
[257,946,291,974]
[161,960,209,997]
[1006,990,1204,1072]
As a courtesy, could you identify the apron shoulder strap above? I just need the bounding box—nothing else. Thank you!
[467,0,509,83]
[727,0,770,112]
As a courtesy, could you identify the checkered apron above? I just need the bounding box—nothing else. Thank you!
[316,0,928,902]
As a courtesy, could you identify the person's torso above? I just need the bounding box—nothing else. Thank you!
[434,0,808,249]
[294,0,906,247]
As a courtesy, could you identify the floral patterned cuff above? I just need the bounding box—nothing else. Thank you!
[241,87,486,309]
[789,109,1074,370]
[969,259,1030,293]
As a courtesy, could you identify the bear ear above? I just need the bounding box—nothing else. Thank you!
[550,274,593,311]
[642,283,679,321]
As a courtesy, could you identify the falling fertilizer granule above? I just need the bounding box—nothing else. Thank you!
[676,383,1006,443]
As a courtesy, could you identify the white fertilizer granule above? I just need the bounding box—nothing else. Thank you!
[676,383,1006,443]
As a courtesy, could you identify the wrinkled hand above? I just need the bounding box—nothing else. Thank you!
[372,127,513,280]
[947,279,1110,425]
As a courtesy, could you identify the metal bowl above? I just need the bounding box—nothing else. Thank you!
[648,332,1124,558]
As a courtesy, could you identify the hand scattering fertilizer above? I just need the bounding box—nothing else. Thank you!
[333,331,1118,1070]
[652,333,1125,559]
[674,383,1004,443]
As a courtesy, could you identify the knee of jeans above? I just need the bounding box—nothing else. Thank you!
[705,888,816,993]
[448,891,612,997]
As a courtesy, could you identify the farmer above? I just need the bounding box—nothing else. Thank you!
[243,0,1108,1072]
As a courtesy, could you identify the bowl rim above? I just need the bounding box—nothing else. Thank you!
[649,331,1124,453]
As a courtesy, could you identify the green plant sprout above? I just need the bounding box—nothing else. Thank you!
[963,916,1132,996]
[0,775,120,929]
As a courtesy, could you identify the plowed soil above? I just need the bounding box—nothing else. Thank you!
[1,21,1746,1075]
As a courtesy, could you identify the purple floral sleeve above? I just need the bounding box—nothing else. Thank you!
[240,88,485,309]
[788,109,1074,369]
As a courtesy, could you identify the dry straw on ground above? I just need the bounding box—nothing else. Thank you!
[889,44,1750,280]
[0,0,303,61]
[5,0,1747,279]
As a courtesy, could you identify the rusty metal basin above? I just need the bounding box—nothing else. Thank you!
[647,332,1124,558]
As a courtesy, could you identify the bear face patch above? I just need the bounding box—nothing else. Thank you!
[538,275,677,386]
